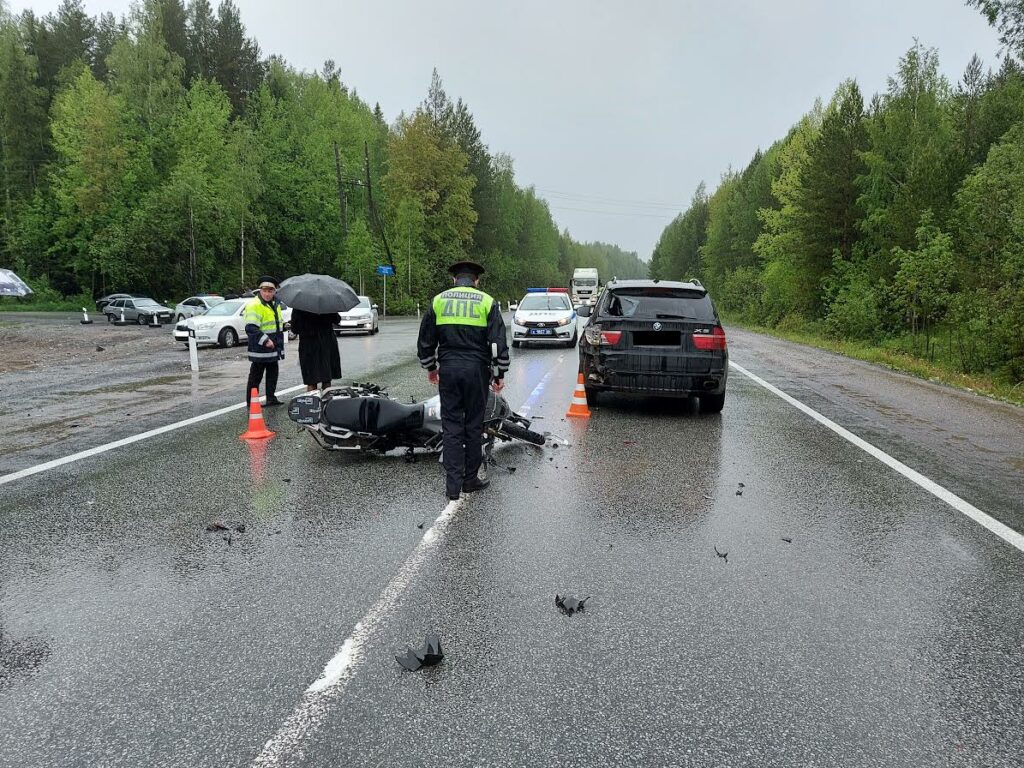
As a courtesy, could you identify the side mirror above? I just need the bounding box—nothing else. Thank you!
[577,305,592,318]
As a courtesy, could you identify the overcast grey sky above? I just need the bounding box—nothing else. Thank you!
[24,1,1005,259]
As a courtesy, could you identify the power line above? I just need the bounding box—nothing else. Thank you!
[547,205,678,219]
[537,187,685,211]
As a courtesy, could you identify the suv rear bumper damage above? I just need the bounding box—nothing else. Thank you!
[581,355,727,397]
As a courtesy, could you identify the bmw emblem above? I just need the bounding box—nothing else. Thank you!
[653,322,663,331]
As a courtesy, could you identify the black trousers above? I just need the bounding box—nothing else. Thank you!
[439,363,490,498]
[246,361,279,404]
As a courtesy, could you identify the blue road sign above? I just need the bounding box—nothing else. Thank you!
[376,265,395,276]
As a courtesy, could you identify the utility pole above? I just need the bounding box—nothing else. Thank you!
[364,142,396,271]
[333,141,347,238]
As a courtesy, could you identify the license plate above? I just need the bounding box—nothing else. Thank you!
[529,329,553,336]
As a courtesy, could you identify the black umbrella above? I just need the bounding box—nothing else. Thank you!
[0,269,33,297]
[276,274,360,314]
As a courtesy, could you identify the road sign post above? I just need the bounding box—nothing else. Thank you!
[376,265,394,318]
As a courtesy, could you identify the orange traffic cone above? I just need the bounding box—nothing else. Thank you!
[565,373,591,418]
[241,388,275,440]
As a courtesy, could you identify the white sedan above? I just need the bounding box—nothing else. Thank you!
[172,299,292,348]
[334,296,379,335]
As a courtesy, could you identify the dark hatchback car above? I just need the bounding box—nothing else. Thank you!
[577,279,728,412]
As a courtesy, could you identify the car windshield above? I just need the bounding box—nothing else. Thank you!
[519,295,572,311]
[205,297,225,307]
[603,288,716,321]
[136,299,161,307]
[204,300,244,316]
[356,297,371,309]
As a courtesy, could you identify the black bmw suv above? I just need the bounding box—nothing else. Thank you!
[577,279,728,413]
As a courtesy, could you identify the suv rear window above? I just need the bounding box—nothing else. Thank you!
[602,287,716,321]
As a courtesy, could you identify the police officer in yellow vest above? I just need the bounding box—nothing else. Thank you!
[417,260,510,501]
[244,275,286,406]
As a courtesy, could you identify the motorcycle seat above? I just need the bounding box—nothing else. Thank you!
[324,396,424,433]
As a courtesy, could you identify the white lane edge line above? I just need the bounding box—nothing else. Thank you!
[0,384,308,488]
[252,355,569,767]
[730,361,1024,554]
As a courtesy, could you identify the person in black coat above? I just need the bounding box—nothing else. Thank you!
[290,309,342,391]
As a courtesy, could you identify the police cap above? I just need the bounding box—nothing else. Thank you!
[448,260,485,278]
[256,275,280,289]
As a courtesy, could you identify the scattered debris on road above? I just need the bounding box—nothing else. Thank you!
[206,521,230,532]
[555,594,590,615]
[506,466,517,473]
[714,546,728,563]
[781,537,792,544]
[396,634,444,671]
[416,522,424,529]
[95,345,105,352]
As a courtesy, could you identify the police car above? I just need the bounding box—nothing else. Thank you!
[510,288,578,348]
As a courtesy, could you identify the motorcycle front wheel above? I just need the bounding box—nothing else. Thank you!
[499,420,546,446]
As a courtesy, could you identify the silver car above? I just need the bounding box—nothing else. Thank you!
[334,296,379,335]
[174,294,224,322]
[104,297,174,325]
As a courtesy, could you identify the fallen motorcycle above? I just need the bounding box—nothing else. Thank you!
[287,381,547,455]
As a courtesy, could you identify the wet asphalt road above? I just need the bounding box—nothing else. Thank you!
[1,321,1022,767]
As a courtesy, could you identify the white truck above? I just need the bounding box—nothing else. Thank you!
[570,268,599,306]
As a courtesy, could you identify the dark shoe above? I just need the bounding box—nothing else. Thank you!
[265,397,284,407]
[462,478,490,493]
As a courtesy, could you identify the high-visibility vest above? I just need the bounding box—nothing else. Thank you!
[432,287,493,327]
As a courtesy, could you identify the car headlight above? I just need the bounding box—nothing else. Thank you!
[556,317,572,326]
[514,314,524,325]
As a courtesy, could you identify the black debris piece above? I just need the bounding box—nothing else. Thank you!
[396,634,444,671]
[555,594,591,615]
[735,489,743,496]
[206,521,230,532]
[282,478,291,483]
[235,523,246,534]
[416,522,424,529]
[738,482,745,488]
[95,345,105,352]
[714,546,728,563]
[781,537,792,544]
[507,466,517,474]
[552,443,558,449]
[549,457,554,462]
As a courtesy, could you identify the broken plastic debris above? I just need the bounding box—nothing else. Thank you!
[206,521,230,532]
[714,546,728,563]
[781,537,792,544]
[395,634,444,671]
[555,594,590,615]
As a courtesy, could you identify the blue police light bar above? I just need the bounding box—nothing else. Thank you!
[526,288,546,293]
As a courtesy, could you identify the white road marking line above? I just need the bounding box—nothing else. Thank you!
[253,356,567,767]
[730,361,1024,553]
[0,384,307,488]
[252,498,461,767]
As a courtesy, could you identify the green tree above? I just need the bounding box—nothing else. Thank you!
[891,210,957,354]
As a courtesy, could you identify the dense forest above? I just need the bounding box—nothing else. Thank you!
[0,0,646,311]
[650,2,1024,384]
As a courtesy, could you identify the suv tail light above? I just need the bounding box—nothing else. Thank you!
[692,326,727,351]
[586,326,622,346]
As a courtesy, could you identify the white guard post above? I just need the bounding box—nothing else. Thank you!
[188,327,199,372]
